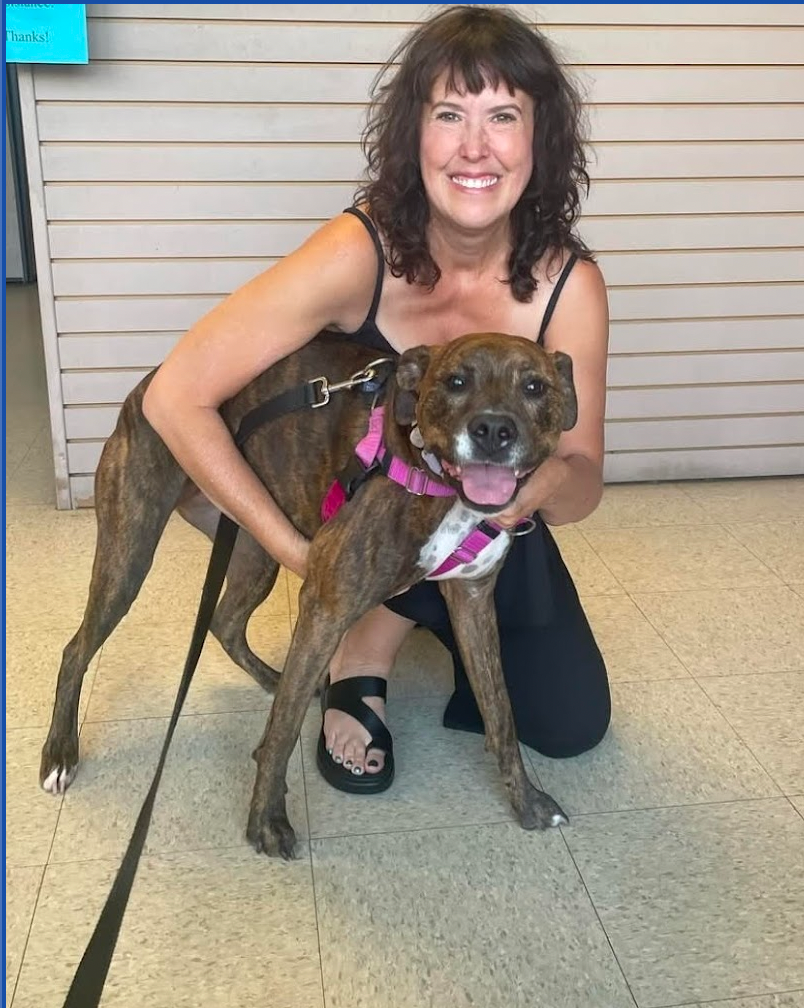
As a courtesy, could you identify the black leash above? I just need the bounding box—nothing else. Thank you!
[61,358,394,1008]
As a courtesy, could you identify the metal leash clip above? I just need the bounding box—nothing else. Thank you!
[309,357,396,408]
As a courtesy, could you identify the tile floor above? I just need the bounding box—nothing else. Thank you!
[5,281,804,1008]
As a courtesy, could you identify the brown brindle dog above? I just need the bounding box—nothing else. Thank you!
[40,331,577,858]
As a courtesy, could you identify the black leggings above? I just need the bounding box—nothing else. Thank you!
[385,529,611,758]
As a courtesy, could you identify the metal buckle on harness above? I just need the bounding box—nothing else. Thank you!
[404,467,429,495]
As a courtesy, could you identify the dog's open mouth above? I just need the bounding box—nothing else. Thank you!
[441,461,532,508]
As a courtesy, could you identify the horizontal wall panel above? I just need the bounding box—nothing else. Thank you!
[37,103,804,145]
[50,250,804,297]
[40,142,804,184]
[88,5,804,26]
[65,405,124,439]
[604,445,804,482]
[34,63,804,105]
[608,284,804,321]
[62,370,150,406]
[55,297,221,334]
[69,475,95,507]
[600,250,804,287]
[607,383,804,419]
[58,334,178,367]
[608,351,804,386]
[583,215,804,253]
[605,414,804,451]
[67,441,107,473]
[608,317,804,354]
[86,20,804,66]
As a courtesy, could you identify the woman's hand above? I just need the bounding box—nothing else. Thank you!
[493,456,568,529]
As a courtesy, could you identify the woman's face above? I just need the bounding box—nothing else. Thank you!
[419,73,535,235]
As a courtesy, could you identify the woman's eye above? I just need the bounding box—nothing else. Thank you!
[524,379,545,396]
[435,111,460,123]
[492,112,516,124]
[446,374,466,390]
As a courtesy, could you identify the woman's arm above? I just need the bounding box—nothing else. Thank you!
[496,257,610,528]
[142,213,380,577]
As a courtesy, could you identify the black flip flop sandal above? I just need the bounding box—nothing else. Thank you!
[316,675,395,795]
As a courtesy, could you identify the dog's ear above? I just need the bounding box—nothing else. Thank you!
[393,345,431,425]
[552,351,578,431]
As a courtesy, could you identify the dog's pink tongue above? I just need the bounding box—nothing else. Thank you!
[460,464,517,506]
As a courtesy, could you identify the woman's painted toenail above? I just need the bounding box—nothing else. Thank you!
[352,766,363,775]
[367,759,379,768]
[334,755,343,764]
[326,747,333,755]
[344,760,353,768]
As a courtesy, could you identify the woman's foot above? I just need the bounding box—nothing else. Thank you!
[317,605,414,791]
[323,670,389,775]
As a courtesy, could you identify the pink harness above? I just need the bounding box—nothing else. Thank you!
[321,406,523,579]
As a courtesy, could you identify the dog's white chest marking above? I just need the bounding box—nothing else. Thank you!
[419,502,512,581]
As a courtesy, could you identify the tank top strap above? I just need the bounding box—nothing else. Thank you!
[343,206,385,324]
[537,253,578,345]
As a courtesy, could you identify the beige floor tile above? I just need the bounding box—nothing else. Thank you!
[5,629,99,731]
[85,615,290,721]
[313,822,634,1008]
[790,796,804,817]
[529,679,778,816]
[6,452,57,508]
[564,799,804,1007]
[6,728,63,867]
[13,848,323,1008]
[578,481,712,529]
[551,527,625,596]
[681,477,804,522]
[700,672,804,795]
[633,586,804,676]
[49,712,307,863]
[303,697,526,838]
[5,864,44,1006]
[6,554,95,633]
[583,524,779,593]
[5,504,98,559]
[582,595,689,682]
[791,583,804,600]
[727,521,804,584]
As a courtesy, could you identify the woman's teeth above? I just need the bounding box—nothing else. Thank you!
[451,176,498,189]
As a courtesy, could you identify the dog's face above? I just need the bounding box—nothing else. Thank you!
[393,332,577,513]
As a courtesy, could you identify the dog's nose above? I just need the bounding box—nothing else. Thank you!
[468,413,518,455]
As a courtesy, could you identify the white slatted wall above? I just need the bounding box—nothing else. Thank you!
[18,3,804,508]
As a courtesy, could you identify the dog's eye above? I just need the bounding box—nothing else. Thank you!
[445,374,467,391]
[524,378,546,397]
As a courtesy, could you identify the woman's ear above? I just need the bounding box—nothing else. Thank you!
[393,345,431,425]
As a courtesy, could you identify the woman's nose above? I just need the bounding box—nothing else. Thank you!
[459,121,488,161]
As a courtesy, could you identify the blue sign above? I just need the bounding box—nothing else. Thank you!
[5,4,88,64]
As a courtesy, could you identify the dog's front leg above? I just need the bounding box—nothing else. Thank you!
[245,601,337,860]
[439,576,568,831]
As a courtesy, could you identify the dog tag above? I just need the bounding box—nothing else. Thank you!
[409,425,425,449]
[421,450,443,476]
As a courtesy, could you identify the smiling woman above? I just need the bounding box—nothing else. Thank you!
[143,4,611,795]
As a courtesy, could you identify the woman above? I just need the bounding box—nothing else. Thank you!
[143,5,611,796]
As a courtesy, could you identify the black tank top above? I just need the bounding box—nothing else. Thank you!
[332,206,576,629]
[339,205,578,352]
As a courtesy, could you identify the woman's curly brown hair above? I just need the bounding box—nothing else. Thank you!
[354,4,593,303]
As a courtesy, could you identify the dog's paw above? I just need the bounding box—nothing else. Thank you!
[40,740,78,795]
[517,786,568,831]
[246,810,298,860]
